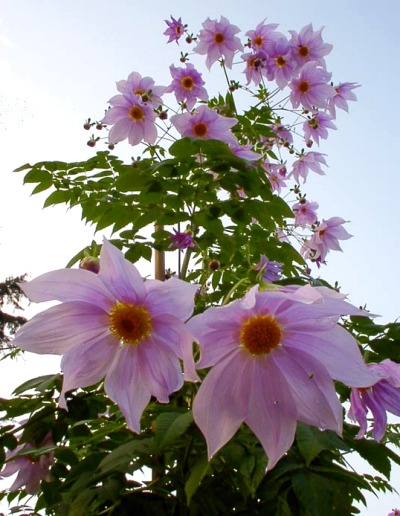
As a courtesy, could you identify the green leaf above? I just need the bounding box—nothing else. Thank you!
[185,455,210,505]
[99,438,155,474]
[292,469,334,516]
[23,167,52,184]
[296,423,348,466]
[154,411,193,452]
[43,189,71,208]
[349,437,392,479]
[13,374,60,395]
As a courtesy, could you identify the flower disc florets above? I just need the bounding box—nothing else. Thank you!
[109,302,152,345]
[241,315,282,355]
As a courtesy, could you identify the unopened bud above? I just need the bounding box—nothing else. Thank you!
[79,256,100,274]
[96,123,103,130]
[108,143,115,150]
[159,111,168,121]
[209,259,220,271]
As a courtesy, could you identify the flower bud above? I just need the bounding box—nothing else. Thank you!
[209,260,220,271]
[79,256,100,274]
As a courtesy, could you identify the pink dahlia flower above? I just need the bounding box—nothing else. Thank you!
[302,216,352,263]
[13,239,199,432]
[266,37,297,89]
[328,82,360,119]
[292,199,319,226]
[165,63,208,110]
[0,433,54,494]
[245,20,281,53]
[188,285,378,469]
[101,94,158,146]
[289,61,335,111]
[241,51,268,85]
[115,71,165,107]
[164,16,185,44]
[170,105,238,146]
[290,151,327,183]
[194,16,243,69]
[289,24,333,68]
[349,359,400,441]
[303,112,336,146]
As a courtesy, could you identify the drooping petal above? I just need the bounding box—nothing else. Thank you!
[246,355,297,469]
[284,325,380,388]
[145,277,198,321]
[137,336,183,402]
[363,390,388,441]
[273,346,342,433]
[13,302,109,355]
[99,239,146,303]
[21,268,114,311]
[193,350,250,458]
[59,334,117,408]
[104,345,151,432]
[349,389,368,438]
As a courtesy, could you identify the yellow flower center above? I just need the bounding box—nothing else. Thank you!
[214,32,225,44]
[181,76,195,91]
[109,302,152,345]
[298,81,310,93]
[133,88,145,95]
[192,122,208,137]
[129,105,145,122]
[240,315,282,356]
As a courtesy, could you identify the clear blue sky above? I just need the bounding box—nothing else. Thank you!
[0,1,399,513]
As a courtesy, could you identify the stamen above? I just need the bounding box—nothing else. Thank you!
[241,315,282,356]
[109,301,152,345]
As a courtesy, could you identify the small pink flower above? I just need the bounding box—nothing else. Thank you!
[169,229,197,251]
[290,151,327,183]
[302,216,352,263]
[262,163,287,194]
[171,105,238,146]
[349,359,400,441]
[241,51,268,85]
[102,94,158,146]
[245,20,281,53]
[1,433,54,494]
[164,16,185,44]
[303,112,336,145]
[289,24,333,67]
[165,63,208,110]
[115,71,165,107]
[328,82,360,118]
[292,200,319,226]
[194,16,243,69]
[289,62,335,111]
[266,37,297,89]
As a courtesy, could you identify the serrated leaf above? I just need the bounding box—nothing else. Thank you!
[296,423,348,466]
[43,189,71,208]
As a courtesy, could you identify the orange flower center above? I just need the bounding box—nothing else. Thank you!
[240,315,282,355]
[298,81,310,94]
[253,35,263,47]
[298,45,310,57]
[275,55,287,67]
[181,76,195,91]
[133,88,145,95]
[109,302,152,345]
[192,122,208,137]
[129,105,145,122]
[214,32,225,44]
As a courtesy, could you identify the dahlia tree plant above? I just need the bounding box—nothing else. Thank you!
[1,15,400,516]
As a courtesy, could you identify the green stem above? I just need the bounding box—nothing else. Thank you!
[222,277,249,305]
[180,248,192,280]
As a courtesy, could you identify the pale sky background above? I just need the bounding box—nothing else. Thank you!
[0,0,399,514]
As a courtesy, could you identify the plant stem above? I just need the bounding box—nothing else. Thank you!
[154,224,165,281]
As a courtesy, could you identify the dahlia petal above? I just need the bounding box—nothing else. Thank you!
[193,350,250,458]
[284,325,379,387]
[59,334,117,408]
[13,302,109,355]
[105,345,151,432]
[20,269,114,311]
[137,337,183,402]
[363,390,388,441]
[349,389,368,438]
[145,277,198,320]
[108,119,132,143]
[246,356,297,469]
[274,347,342,433]
[99,238,146,303]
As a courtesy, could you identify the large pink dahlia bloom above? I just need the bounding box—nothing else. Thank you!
[13,240,199,432]
[188,285,379,469]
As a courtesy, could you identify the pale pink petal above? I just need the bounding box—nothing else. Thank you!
[59,334,117,408]
[99,238,146,303]
[246,356,297,469]
[274,347,342,432]
[21,269,114,311]
[137,336,183,402]
[193,350,250,458]
[105,345,151,432]
[13,302,109,355]
[284,325,379,387]
[145,277,198,320]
